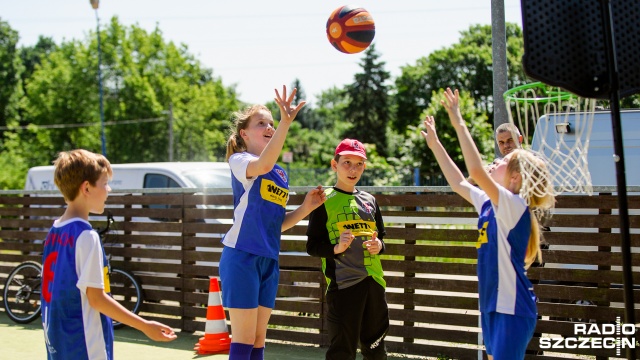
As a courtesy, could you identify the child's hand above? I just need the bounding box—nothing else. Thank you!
[274,85,306,124]
[440,88,465,127]
[303,185,326,210]
[334,229,355,254]
[420,115,439,149]
[363,231,382,255]
[141,320,177,342]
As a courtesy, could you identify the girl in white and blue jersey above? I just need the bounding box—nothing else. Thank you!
[220,86,325,360]
[420,88,555,360]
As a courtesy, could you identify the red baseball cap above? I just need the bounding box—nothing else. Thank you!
[335,138,367,159]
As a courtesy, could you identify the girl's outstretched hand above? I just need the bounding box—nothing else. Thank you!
[420,115,439,149]
[441,88,465,127]
[275,85,306,124]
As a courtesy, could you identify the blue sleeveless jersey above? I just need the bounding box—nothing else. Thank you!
[470,186,537,318]
[222,152,289,260]
[41,218,114,360]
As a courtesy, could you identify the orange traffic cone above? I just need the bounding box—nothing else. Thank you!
[194,277,231,354]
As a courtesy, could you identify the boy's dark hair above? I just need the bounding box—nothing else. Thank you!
[53,149,112,201]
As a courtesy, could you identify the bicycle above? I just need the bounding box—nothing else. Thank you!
[2,213,143,328]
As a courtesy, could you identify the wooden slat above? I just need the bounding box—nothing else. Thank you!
[388,307,478,327]
[546,214,640,228]
[387,293,478,311]
[381,260,477,276]
[384,244,477,258]
[543,231,640,247]
[390,324,478,345]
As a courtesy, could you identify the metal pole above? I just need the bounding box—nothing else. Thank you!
[600,1,636,359]
[168,103,174,161]
[95,9,107,157]
[491,0,509,158]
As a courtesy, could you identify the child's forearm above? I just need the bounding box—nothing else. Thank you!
[86,287,147,330]
[254,121,291,174]
[282,203,311,231]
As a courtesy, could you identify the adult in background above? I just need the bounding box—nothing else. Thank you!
[495,123,523,157]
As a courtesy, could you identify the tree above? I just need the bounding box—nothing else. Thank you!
[0,18,23,129]
[393,23,527,132]
[19,17,239,166]
[398,89,493,184]
[289,78,314,129]
[344,44,391,156]
[19,36,57,83]
[281,86,350,169]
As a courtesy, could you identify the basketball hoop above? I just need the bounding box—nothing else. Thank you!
[504,82,597,195]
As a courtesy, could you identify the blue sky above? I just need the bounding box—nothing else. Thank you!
[2,0,523,105]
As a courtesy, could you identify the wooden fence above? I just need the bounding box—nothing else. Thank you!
[0,187,639,359]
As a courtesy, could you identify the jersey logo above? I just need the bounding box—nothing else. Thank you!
[104,266,111,293]
[275,169,288,184]
[336,220,376,237]
[476,221,489,249]
[362,202,373,214]
[260,179,288,207]
[42,252,58,303]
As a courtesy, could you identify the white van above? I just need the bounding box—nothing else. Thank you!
[25,161,231,192]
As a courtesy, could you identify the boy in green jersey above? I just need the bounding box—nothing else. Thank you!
[306,138,388,360]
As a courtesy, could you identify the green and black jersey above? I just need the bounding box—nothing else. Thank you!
[306,187,386,292]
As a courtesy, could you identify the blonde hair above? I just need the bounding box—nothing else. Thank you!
[507,149,556,268]
[53,149,112,201]
[225,104,271,161]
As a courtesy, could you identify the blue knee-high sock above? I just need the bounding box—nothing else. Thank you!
[250,347,265,360]
[229,343,253,360]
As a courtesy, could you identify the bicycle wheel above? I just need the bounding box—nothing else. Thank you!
[108,268,143,329]
[2,261,42,324]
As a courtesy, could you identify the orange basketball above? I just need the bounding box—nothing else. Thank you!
[326,5,375,54]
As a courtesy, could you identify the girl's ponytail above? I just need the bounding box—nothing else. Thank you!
[226,133,244,161]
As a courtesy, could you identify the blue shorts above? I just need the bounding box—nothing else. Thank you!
[481,311,536,360]
[219,246,279,309]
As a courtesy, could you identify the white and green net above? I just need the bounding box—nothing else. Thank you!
[504,82,597,197]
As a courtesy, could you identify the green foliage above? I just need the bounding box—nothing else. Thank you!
[19,36,57,83]
[393,23,527,131]
[0,129,32,189]
[0,18,24,128]
[281,86,350,169]
[398,89,493,183]
[10,16,239,173]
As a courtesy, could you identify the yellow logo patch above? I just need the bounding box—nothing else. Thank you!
[104,266,111,293]
[336,220,376,237]
[260,179,288,207]
[476,221,489,249]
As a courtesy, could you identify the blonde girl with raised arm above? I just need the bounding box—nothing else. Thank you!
[420,88,554,360]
